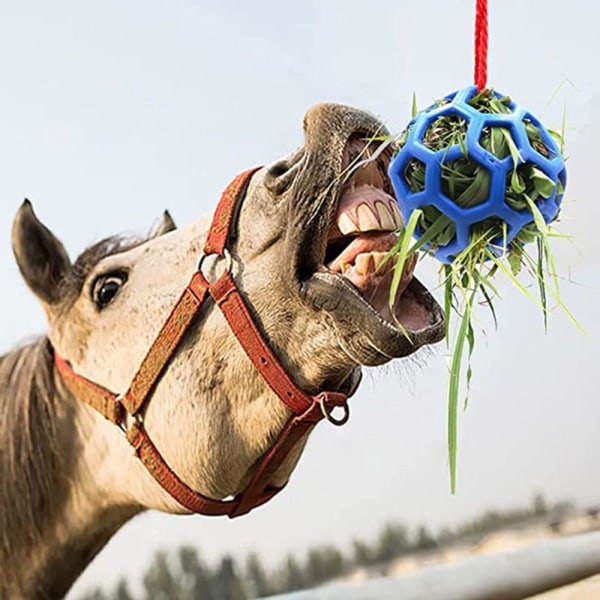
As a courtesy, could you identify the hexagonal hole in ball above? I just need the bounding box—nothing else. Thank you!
[469,216,510,253]
[420,205,457,249]
[440,157,491,208]
[422,114,469,151]
[403,158,427,193]
[523,118,553,160]
[504,161,558,213]
[479,126,513,160]
[467,91,515,114]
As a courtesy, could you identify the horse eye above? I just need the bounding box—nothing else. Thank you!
[92,273,127,309]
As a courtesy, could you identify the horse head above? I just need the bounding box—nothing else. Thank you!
[5,103,444,597]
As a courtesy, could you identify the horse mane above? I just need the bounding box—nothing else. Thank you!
[0,337,74,562]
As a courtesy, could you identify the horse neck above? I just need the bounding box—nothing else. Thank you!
[0,340,140,599]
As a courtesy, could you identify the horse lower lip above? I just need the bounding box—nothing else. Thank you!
[301,271,444,355]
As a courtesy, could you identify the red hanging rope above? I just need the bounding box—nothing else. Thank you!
[474,0,488,90]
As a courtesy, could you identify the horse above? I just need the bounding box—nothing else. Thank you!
[1,102,445,598]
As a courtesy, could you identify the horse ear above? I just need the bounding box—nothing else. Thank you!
[12,200,71,306]
[149,210,177,238]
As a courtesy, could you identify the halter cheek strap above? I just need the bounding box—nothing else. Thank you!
[54,168,352,518]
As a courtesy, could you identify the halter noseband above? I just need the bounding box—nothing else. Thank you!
[54,168,352,518]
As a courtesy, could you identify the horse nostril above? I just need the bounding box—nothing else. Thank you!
[265,159,300,196]
[269,161,290,178]
[265,161,290,193]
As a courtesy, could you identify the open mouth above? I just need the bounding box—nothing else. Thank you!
[301,133,445,358]
[324,136,419,325]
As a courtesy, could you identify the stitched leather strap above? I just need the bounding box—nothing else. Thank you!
[210,271,314,415]
[53,168,352,518]
[204,168,259,256]
[122,272,209,415]
[230,396,345,517]
[55,353,123,425]
[126,422,281,516]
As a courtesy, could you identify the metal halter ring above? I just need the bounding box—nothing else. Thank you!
[318,395,350,427]
[115,394,144,436]
[197,248,233,277]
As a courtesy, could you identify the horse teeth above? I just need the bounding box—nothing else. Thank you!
[337,212,358,235]
[388,201,404,229]
[336,196,403,235]
[375,201,395,231]
[356,204,380,231]
[355,252,373,275]
[371,252,387,271]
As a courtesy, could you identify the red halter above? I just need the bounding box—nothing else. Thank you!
[54,169,352,518]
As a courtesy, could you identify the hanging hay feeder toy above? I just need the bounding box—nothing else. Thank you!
[383,0,580,493]
[389,86,567,265]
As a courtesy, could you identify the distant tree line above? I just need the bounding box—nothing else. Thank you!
[79,494,572,600]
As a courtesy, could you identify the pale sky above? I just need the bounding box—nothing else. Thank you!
[1,1,599,597]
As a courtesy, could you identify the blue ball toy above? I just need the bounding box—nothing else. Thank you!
[388,86,567,264]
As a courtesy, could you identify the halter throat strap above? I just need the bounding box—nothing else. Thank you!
[54,168,351,518]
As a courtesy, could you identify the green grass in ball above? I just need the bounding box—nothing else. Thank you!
[382,90,581,494]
